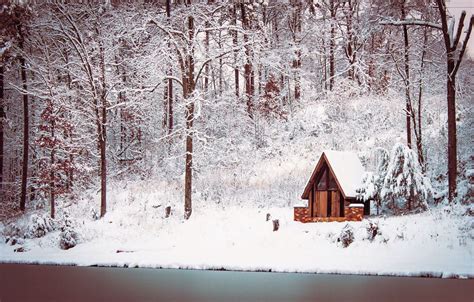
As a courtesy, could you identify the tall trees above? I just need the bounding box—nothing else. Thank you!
[289,0,303,101]
[0,0,472,220]
[241,2,255,118]
[51,3,111,216]
[382,0,473,201]
[435,0,473,202]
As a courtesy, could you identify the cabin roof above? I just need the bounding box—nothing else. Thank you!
[301,150,365,200]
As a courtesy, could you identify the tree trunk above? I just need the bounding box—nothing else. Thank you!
[18,24,29,211]
[447,58,457,202]
[232,4,239,100]
[64,51,74,190]
[0,64,4,193]
[184,14,195,220]
[401,5,412,149]
[166,0,174,135]
[435,1,473,202]
[98,37,107,218]
[329,1,336,91]
[292,4,302,101]
[241,4,254,118]
[100,107,106,217]
[50,119,55,219]
[414,28,428,171]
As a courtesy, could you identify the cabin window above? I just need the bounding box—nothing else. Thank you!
[316,168,328,190]
[328,173,337,190]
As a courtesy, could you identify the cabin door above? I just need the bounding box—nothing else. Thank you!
[315,191,327,217]
[312,163,342,217]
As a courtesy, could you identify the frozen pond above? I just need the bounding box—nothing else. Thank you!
[0,264,472,301]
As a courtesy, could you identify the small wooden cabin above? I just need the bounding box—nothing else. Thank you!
[294,151,367,223]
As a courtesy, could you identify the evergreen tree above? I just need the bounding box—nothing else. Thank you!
[381,143,431,213]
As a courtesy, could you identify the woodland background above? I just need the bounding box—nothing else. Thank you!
[0,0,472,221]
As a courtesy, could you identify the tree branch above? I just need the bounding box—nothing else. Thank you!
[453,15,474,76]
[452,11,466,48]
[380,19,442,30]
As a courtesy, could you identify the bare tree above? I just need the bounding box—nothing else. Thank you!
[436,1,473,201]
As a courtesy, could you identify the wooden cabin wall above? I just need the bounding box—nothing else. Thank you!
[331,191,340,217]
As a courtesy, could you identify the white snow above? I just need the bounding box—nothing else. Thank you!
[324,150,365,198]
[1,194,472,278]
[349,204,364,208]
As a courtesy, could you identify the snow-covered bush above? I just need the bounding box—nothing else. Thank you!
[4,223,24,246]
[25,214,56,239]
[380,143,431,213]
[461,156,474,204]
[4,222,22,238]
[366,221,381,242]
[338,224,355,248]
[90,207,99,221]
[59,212,79,250]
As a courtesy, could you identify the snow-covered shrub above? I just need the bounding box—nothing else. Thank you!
[59,212,79,250]
[5,236,24,246]
[338,224,355,248]
[4,222,22,239]
[357,148,389,214]
[461,157,474,204]
[25,214,56,239]
[380,143,431,213]
[366,221,381,242]
[90,207,99,221]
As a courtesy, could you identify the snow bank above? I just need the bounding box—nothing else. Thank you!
[1,198,472,278]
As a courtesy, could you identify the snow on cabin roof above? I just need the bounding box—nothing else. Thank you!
[323,150,365,198]
[302,150,365,199]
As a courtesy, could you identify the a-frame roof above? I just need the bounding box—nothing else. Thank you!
[301,150,365,200]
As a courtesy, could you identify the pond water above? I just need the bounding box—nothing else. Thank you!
[0,264,472,302]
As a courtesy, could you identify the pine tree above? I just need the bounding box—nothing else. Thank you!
[381,143,431,213]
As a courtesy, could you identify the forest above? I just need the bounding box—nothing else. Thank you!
[0,0,473,273]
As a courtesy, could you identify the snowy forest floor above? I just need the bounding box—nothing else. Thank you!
[1,192,472,278]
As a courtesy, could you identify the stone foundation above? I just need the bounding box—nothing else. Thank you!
[294,205,364,223]
[345,205,364,221]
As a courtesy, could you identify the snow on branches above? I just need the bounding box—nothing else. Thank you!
[358,144,432,214]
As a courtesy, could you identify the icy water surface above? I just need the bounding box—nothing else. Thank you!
[0,264,473,301]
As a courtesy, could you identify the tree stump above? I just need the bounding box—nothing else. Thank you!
[165,206,171,218]
[266,213,271,221]
[272,219,279,232]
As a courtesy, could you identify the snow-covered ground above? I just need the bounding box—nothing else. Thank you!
[1,191,472,278]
